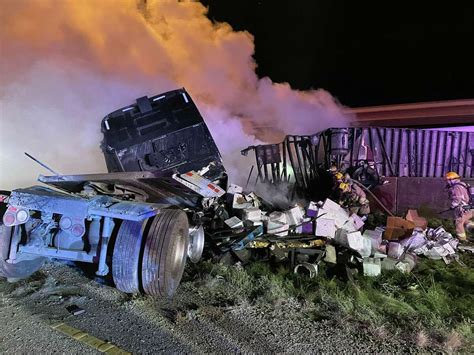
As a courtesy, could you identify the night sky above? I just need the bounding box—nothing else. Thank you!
[201,1,474,107]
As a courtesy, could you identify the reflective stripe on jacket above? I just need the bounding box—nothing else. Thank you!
[448,181,470,209]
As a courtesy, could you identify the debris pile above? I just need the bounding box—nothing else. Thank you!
[174,169,463,278]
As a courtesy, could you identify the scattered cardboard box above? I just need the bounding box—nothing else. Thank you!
[384,216,415,240]
[315,218,336,238]
[243,207,262,222]
[324,245,337,264]
[322,198,342,212]
[320,199,351,228]
[307,201,318,217]
[268,211,288,224]
[346,231,364,250]
[266,220,289,237]
[359,236,372,258]
[209,181,460,276]
[295,217,313,234]
[363,228,384,252]
[336,230,364,251]
[363,258,382,277]
[350,214,365,231]
[340,219,358,233]
[225,216,243,229]
[286,206,305,226]
[405,209,428,230]
[301,219,314,234]
[387,242,404,259]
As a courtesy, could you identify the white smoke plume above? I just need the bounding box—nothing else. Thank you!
[0,0,350,190]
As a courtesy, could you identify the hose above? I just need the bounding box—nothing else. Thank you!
[351,179,395,217]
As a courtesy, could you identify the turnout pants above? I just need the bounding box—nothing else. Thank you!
[455,209,474,240]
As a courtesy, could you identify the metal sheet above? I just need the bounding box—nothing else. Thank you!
[39,171,201,207]
[9,187,89,218]
[88,196,164,221]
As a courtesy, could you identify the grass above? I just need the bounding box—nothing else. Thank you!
[182,253,474,351]
[179,211,473,350]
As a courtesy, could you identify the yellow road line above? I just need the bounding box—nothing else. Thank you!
[51,322,131,354]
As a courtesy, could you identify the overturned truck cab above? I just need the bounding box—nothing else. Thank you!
[0,88,227,297]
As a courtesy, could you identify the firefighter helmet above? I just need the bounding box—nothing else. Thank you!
[445,171,461,180]
[335,172,344,181]
[339,182,350,192]
[328,165,338,174]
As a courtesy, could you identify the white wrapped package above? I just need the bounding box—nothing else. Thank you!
[225,216,243,229]
[266,220,289,237]
[336,230,364,251]
[319,199,350,228]
[268,211,288,224]
[363,229,383,252]
[243,208,262,222]
[387,242,404,259]
[359,236,372,258]
[315,218,336,238]
[347,232,364,252]
[285,206,305,226]
[324,245,337,264]
[307,201,319,217]
[363,258,382,277]
[350,214,365,230]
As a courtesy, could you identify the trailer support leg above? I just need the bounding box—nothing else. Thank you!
[96,217,114,276]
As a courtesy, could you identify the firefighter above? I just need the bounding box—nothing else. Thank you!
[328,165,338,176]
[338,181,370,216]
[330,172,345,200]
[334,172,345,184]
[445,171,474,242]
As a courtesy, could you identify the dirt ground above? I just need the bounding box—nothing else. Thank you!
[0,260,420,353]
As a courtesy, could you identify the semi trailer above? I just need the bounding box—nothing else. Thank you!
[243,127,474,213]
[0,88,227,297]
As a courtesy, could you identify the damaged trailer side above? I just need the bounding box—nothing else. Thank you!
[243,127,474,212]
[1,88,227,297]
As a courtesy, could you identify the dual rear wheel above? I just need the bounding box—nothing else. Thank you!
[0,224,45,280]
[112,209,189,298]
[1,209,190,298]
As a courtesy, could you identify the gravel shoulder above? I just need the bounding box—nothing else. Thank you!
[0,261,415,353]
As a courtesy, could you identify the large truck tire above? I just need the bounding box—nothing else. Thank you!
[142,210,189,298]
[112,220,146,293]
[0,224,45,280]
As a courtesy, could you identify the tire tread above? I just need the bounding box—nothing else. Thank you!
[112,220,146,293]
[142,210,188,297]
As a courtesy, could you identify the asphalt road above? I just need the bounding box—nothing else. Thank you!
[0,261,414,353]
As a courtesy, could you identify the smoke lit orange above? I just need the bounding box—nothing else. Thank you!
[0,0,349,189]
